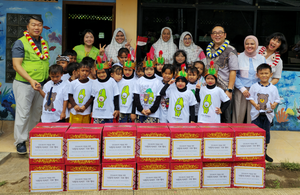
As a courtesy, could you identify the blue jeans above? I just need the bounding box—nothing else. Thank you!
[252,114,271,144]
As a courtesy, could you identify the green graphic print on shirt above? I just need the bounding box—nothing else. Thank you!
[203,94,212,114]
[121,85,130,105]
[174,97,184,117]
[97,89,107,108]
[78,89,86,104]
[145,88,154,104]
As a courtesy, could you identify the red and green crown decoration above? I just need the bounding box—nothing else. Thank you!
[124,54,136,70]
[143,53,156,68]
[156,50,164,64]
[176,64,188,79]
[205,61,218,77]
[94,56,110,70]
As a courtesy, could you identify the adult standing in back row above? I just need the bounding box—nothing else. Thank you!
[205,24,239,123]
[12,16,50,154]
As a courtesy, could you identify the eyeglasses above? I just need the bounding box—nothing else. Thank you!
[184,37,192,41]
[212,31,225,36]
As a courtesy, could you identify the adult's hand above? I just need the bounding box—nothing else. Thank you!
[242,90,250,98]
[225,91,232,100]
[125,39,132,50]
[30,80,41,91]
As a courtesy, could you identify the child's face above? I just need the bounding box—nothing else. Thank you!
[194,63,204,76]
[257,68,272,84]
[57,61,68,72]
[162,69,173,83]
[176,79,186,89]
[79,66,90,80]
[111,72,123,82]
[205,75,216,86]
[90,67,96,79]
[136,68,144,78]
[72,69,79,80]
[117,52,128,65]
[145,67,155,77]
[156,63,164,72]
[188,71,198,83]
[68,55,76,63]
[175,53,185,64]
[97,69,107,80]
[123,67,133,78]
[49,72,63,84]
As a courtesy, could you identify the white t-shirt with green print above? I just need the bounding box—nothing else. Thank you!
[118,77,137,114]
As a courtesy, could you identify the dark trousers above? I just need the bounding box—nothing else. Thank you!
[252,114,271,144]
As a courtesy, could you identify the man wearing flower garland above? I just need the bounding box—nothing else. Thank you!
[12,15,50,154]
[206,24,238,123]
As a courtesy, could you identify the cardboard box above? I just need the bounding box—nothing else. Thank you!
[66,165,101,191]
[71,123,104,128]
[101,162,136,190]
[169,124,202,163]
[137,125,170,163]
[227,123,260,128]
[35,123,70,128]
[201,127,235,162]
[137,163,170,190]
[170,162,202,189]
[233,128,265,162]
[102,124,136,162]
[65,125,103,165]
[29,164,65,192]
[29,126,68,164]
[202,162,232,188]
[233,161,265,188]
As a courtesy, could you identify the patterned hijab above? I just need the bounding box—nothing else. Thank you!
[152,27,177,64]
[179,31,203,64]
[106,28,127,63]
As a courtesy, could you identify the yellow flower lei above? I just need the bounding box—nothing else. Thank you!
[24,30,49,60]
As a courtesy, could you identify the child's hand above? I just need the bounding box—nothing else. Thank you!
[255,103,260,110]
[215,107,222,114]
[108,58,113,67]
[80,105,86,112]
[68,102,73,109]
[145,109,152,115]
[99,44,106,56]
[60,112,66,120]
[131,114,137,122]
[125,39,132,50]
[74,105,81,112]
[270,102,278,110]
[168,79,175,85]
[196,80,201,89]
[113,110,120,118]
[141,109,148,116]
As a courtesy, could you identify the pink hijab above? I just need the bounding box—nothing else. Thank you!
[244,35,258,58]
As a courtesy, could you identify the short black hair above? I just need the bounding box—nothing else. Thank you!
[211,23,226,33]
[264,32,288,55]
[111,65,123,75]
[62,49,77,57]
[80,29,95,45]
[79,60,90,69]
[162,64,175,75]
[67,62,79,76]
[175,76,188,85]
[27,15,43,25]
[118,48,130,57]
[81,56,94,69]
[188,66,199,75]
[49,64,63,75]
[257,63,272,73]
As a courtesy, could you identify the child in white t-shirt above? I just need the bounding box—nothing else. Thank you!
[155,50,164,81]
[68,61,93,123]
[246,63,280,162]
[56,55,70,82]
[160,64,197,123]
[91,56,120,124]
[38,65,68,123]
[133,53,161,123]
[195,61,230,123]
[187,66,200,122]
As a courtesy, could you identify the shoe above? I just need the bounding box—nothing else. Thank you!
[265,154,273,162]
[16,142,27,154]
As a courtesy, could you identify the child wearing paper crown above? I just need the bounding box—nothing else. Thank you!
[195,61,230,123]
[160,64,197,123]
[133,53,162,123]
[155,50,165,81]
[118,54,138,123]
[91,56,120,124]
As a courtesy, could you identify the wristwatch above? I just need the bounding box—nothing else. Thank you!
[226,88,233,93]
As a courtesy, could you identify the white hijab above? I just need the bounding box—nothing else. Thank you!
[106,28,127,63]
[179,31,203,64]
[152,27,177,64]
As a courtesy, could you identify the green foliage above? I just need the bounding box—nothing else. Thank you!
[273,180,280,189]
[0,181,7,187]
[281,161,300,171]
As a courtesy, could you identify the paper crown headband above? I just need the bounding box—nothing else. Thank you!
[204,61,218,78]
[56,55,69,62]
[124,54,136,70]
[143,53,156,68]
[176,64,188,79]
[94,56,110,70]
[156,50,164,64]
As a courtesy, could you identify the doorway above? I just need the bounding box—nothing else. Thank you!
[62,2,115,52]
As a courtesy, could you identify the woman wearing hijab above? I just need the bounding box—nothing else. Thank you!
[149,27,177,64]
[105,28,135,63]
[179,31,206,65]
[233,35,266,123]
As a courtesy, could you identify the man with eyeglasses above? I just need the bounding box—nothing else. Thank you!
[205,24,238,123]
[12,15,50,154]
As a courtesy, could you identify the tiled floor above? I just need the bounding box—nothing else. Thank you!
[0,121,299,163]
